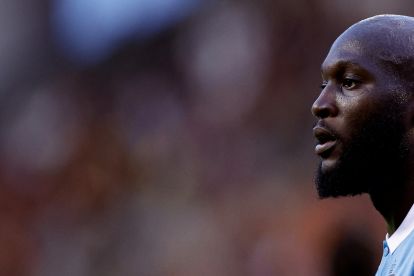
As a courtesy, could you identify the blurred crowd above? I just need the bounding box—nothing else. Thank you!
[0,0,411,275]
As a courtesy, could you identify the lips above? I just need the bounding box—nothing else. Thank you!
[313,126,337,157]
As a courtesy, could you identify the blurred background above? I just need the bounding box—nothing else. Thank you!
[1,0,412,275]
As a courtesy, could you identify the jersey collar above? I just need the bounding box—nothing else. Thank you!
[386,203,414,254]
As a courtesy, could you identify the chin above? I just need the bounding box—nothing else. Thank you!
[315,161,368,199]
[320,158,337,173]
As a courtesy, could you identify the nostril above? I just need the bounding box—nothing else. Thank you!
[312,103,332,118]
[316,108,331,118]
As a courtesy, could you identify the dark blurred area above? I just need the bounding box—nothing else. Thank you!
[1,0,409,275]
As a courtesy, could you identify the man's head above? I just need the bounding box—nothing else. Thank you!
[312,15,414,199]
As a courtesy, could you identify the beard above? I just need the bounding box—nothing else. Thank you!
[315,101,410,199]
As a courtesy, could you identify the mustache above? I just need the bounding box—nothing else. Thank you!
[313,120,341,139]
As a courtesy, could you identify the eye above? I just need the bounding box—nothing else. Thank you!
[320,81,328,90]
[342,78,359,90]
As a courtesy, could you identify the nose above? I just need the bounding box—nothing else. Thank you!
[311,86,338,118]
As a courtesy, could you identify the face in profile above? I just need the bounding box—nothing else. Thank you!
[311,23,411,199]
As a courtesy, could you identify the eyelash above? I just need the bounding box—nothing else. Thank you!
[341,78,360,90]
[320,78,361,91]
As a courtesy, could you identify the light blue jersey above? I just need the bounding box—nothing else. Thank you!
[376,234,414,276]
[376,204,414,276]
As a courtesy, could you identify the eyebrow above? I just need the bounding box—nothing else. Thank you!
[321,60,371,79]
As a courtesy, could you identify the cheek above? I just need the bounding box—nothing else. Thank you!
[336,95,379,140]
[339,92,380,120]
[337,95,358,122]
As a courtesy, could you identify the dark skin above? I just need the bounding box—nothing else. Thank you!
[312,15,414,235]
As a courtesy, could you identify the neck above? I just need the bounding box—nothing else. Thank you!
[370,180,414,235]
[370,145,414,235]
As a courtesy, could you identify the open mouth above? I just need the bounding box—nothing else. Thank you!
[313,126,337,157]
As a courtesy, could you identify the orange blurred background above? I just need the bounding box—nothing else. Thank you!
[0,1,409,275]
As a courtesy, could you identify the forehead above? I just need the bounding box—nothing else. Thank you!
[321,17,414,80]
[321,36,384,77]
